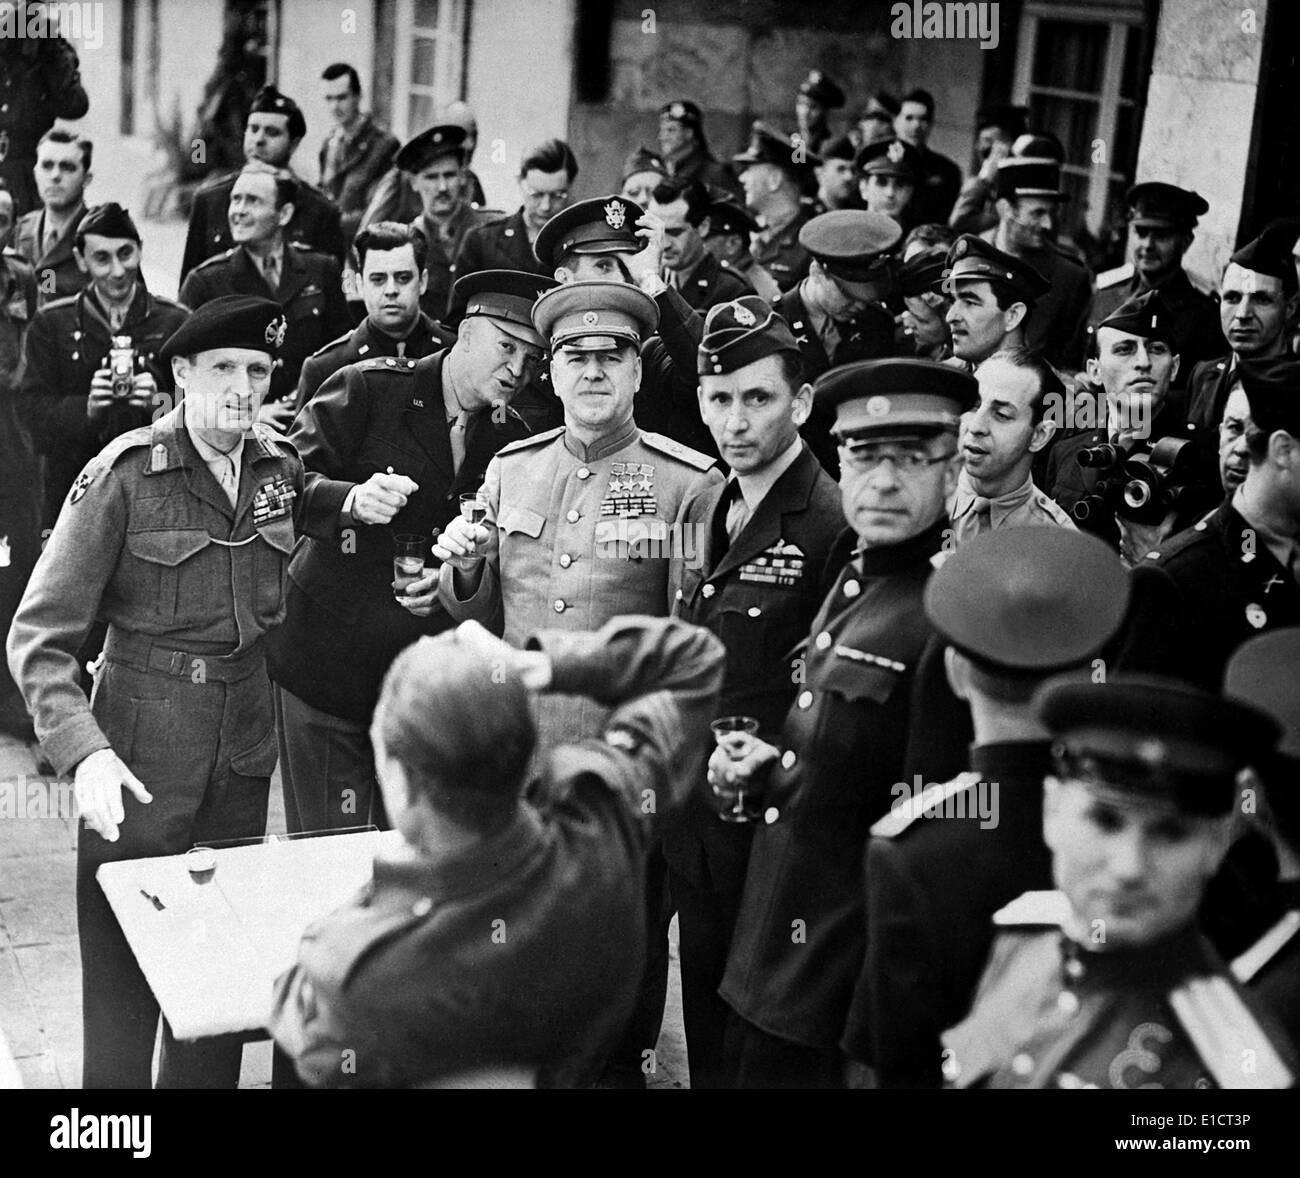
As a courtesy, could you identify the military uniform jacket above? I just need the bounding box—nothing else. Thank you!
[293,312,452,412]
[842,742,1055,1085]
[943,895,1295,1089]
[5,405,304,776]
[630,284,712,456]
[180,243,351,404]
[452,208,549,282]
[180,169,345,284]
[317,115,401,244]
[1090,267,1225,394]
[909,148,962,228]
[752,209,813,295]
[0,251,37,509]
[19,281,189,521]
[439,419,719,753]
[412,205,502,321]
[719,521,966,1048]
[670,250,753,312]
[667,146,740,200]
[1140,499,1300,690]
[1233,892,1300,1048]
[0,37,88,215]
[13,207,88,307]
[661,442,843,887]
[265,351,533,722]
[267,616,724,1089]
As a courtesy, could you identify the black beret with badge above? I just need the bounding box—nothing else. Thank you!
[1126,182,1209,231]
[705,199,759,238]
[815,357,977,438]
[698,295,800,376]
[660,99,704,134]
[800,209,901,296]
[1095,288,1177,347]
[532,279,659,352]
[818,135,857,164]
[75,202,141,248]
[1238,356,1300,439]
[854,137,922,182]
[1035,674,1278,816]
[249,85,306,141]
[732,120,820,175]
[159,294,286,364]
[799,70,845,109]
[395,124,469,173]
[925,528,1130,674]
[944,234,1050,305]
[533,195,644,268]
[451,269,558,349]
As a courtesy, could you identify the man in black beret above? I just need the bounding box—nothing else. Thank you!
[180,85,345,284]
[662,296,843,1087]
[265,270,552,843]
[658,99,739,198]
[8,294,305,1089]
[795,70,845,156]
[943,676,1294,1089]
[942,233,1049,370]
[1090,183,1225,392]
[1186,224,1296,436]
[710,358,974,1087]
[20,202,190,529]
[811,136,860,215]
[733,122,819,294]
[844,527,1129,1088]
[702,198,779,303]
[1142,356,1300,689]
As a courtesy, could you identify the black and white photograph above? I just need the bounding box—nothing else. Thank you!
[0,0,1297,1146]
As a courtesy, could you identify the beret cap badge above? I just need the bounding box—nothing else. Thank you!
[669,102,686,119]
[603,200,626,230]
[266,316,287,348]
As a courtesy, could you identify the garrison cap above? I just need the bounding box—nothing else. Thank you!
[395,124,469,173]
[1096,289,1177,347]
[818,135,857,164]
[532,279,658,352]
[1231,223,1300,295]
[855,137,922,182]
[944,234,1050,304]
[76,202,141,246]
[534,195,643,268]
[1225,629,1300,765]
[732,121,818,175]
[799,70,845,109]
[621,146,667,184]
[1239,356,1300,438]
[705,199,758,238]
[1126,182,1208,231]
[249,85,306,140]
[925,529,1129,674]
[994,156,1067,201]
[452,270,557,348]
[159,294,285,364]
[800,210,901,296]
[698,296,800,375]
[897,246,949,298]
[816,357,977,438]
[1036,675,1278,816]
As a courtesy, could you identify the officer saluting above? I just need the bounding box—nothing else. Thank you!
[943,676,1295,1089]
[710,358,975,1088]
[7,296,304,1089]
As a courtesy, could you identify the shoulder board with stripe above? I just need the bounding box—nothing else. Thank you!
[498,425,565,456]
[253,423,296,457]
[355,356,417,374]
[1169,974,1294,1089]
[993,890,1071,927]
[1232,909,1300,983]
[193,249,236,270]
[640,431,716,471]
[307,329,352,359]
[871,771,982,839]
[1096,262,1135,290]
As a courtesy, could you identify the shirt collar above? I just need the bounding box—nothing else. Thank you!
[185,419,246,465]
[952,468,1037,524]
[1233,488,1300,571]
[734,435,803,513]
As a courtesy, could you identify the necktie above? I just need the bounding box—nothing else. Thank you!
[725,484,750,543]
[448,411,468,474]
[262,253,280,292]
[43,223,59,257]
[955,495,993,542]
[213,452,238,507]
[109,306,126,331]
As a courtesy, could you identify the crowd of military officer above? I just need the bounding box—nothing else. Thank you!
[2,55,1299,1093]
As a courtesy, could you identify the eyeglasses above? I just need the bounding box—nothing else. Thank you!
[522,186,569,204]
[837,444,956,475]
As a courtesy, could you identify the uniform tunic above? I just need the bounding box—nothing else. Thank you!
[751,208,813,295]
[719,521,966,1050]
[267,616,724,1089]
[439,419,718,753]
[6,406,304,1089]
[943,894,1295,1089]
[12,206,88,307]
[452,208,549,281]
[668,250,753,313]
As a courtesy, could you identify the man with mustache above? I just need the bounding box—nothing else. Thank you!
[942,234,1050,372]
[265,270,553,836]
[942,675,1294,1090]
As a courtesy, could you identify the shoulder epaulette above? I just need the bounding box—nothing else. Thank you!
[1169,974,1294,1089]
[193,248,236,270]
[498,425,564,456]
[1096,261,1135,289]
[1232,909,1300,983]
[195,170,237,195]
[356,355,418,374]
[870,771,982,838]
[252,422,297,457]
[34,292,79,315]
[992,890,1071,927]
[149,294,190,313]
[640,431,716,471]
[307,330,352,359]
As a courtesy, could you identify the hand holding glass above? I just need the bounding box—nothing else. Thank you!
[711,716,762,823]
[393,534,426,598]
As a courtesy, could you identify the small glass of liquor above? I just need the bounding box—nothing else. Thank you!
[710,715,762,823]
[448,493,489,570]
[393,534,427,598]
